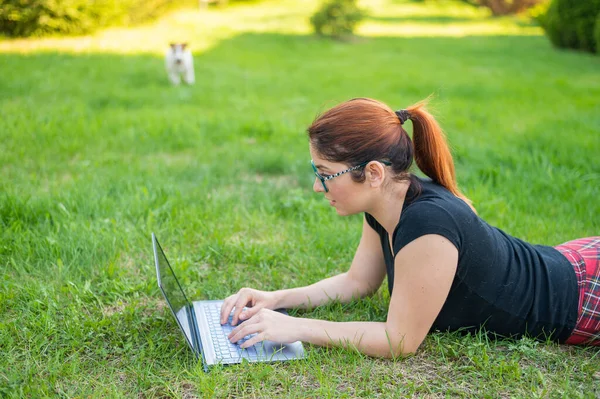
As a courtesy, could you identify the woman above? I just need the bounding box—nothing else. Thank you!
[220,97,600,357]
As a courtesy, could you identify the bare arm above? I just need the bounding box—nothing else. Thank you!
[221,218,387,325]
[291,234,458,357]
[274,218,387,309]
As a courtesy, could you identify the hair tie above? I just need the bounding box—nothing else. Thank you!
[395,109,411,125]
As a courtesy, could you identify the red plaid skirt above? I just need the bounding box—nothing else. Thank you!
[555,237,600,345]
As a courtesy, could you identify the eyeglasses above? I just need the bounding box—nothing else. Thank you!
[311,159,391,192]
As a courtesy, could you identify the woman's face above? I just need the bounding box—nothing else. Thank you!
[309,145,368,216]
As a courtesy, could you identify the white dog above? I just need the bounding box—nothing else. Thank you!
[165,43,195,85]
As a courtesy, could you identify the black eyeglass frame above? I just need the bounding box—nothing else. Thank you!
[311,159,392,192]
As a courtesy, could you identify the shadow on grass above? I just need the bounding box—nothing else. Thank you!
[1,32,597,107]
[1,32,598,189]
[366,15,488,24]
[1,31,598,231]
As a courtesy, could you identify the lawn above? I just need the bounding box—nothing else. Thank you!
[1,0,599,397]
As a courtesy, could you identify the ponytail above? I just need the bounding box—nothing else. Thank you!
[404,100,476,212]
[308,96,475,212]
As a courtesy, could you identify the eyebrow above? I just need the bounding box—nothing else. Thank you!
[314,164,331,172]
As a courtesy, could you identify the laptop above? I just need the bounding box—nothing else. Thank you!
[152,233,305,371]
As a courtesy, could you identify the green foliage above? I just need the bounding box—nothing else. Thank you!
[0,0,180,37]
[539,0,600,53]
[310,0,366,38]
[595,13,600,54]
[527,0,551,22]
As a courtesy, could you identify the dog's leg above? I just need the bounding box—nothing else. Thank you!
[168,71,181,85]
[184,68,195,85]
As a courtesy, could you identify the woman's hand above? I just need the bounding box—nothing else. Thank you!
[220,287,280,326]
[228,308,301,348]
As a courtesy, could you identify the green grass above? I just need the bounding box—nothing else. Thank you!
[1,0,599,397]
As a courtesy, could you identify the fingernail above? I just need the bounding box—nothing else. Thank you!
[240,313,246,320]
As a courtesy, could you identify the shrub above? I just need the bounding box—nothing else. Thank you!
[540,0,600,53]
[527,0,551,23]
[595,13,600,54]
[310,0,366,39]
[0,0,179,37]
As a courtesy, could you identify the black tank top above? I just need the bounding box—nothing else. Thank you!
[365,177,578,342]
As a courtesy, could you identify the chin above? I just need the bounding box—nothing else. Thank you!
[334,207,352,216]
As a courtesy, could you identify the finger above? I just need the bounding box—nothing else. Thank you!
[240,332,266,349]
[220,295,237,324]
[231,294,251,326]
[227,317,260,342]
[228,319,241,340]
[238,304,263,322]
[228,321,262,344]
[228,313,260,340]
[220,297,234,324]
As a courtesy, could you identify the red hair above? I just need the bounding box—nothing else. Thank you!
[308,97,474,211]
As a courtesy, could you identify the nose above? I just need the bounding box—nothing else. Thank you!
[313,177,325,193]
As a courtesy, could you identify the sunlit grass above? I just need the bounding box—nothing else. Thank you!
[0,0,543,55]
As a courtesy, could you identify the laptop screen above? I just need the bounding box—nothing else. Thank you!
[152,233,195,353]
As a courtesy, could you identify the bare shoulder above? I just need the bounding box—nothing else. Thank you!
[385,234,459,353]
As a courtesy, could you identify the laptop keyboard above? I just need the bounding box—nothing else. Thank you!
[205,304,260,361]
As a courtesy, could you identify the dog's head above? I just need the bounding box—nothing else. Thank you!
[169,43,188,64]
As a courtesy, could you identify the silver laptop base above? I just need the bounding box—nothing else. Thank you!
[195,300,305,367]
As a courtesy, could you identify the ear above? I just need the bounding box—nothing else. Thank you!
[365,161,385,188]
[181,43,188,49]
[169,43,176,49]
